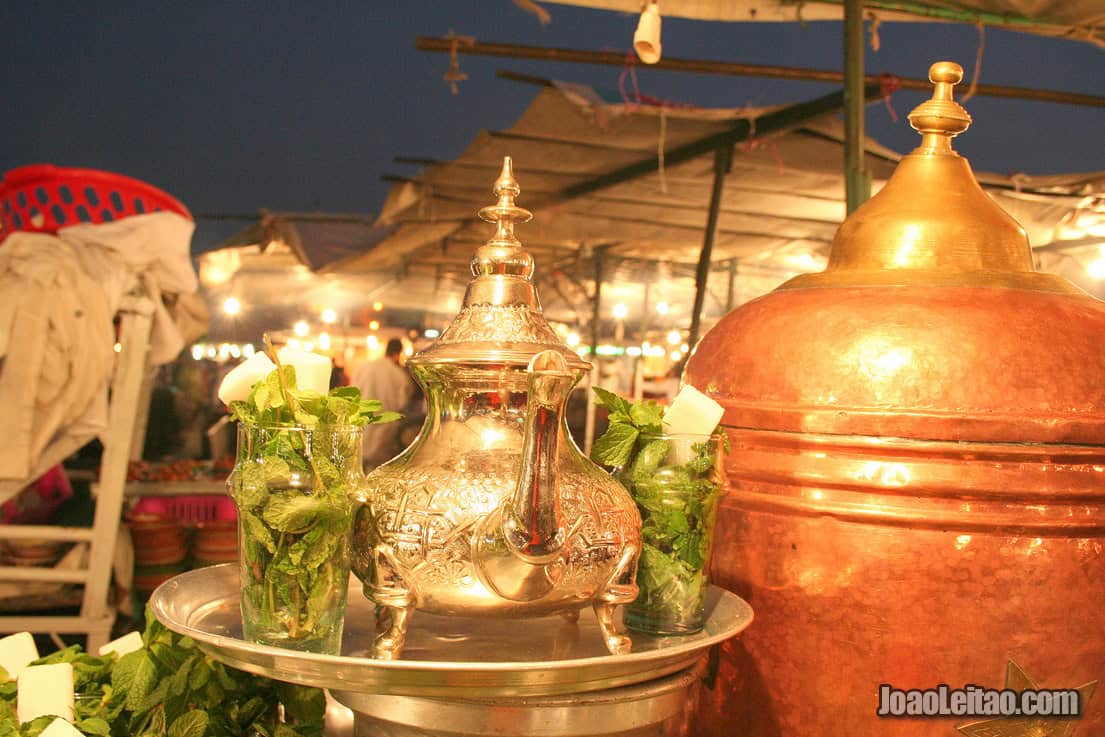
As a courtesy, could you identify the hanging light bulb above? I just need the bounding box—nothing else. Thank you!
[633,1,662,64]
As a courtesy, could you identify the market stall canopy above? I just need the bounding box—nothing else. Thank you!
[327,80,1104,328]
[539,0,1105,47]
[217,212,398,272]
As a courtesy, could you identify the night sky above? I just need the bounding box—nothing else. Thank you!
[3,2,1103,253]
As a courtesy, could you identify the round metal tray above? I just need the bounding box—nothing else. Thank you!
[150,564,753,698]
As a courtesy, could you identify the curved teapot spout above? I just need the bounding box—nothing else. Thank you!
[506,350,573,561]
[474,349,575,601]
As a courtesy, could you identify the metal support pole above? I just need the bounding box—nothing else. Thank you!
[844,0,871,214]
[726,258,739,312]
[688,145,733,350]
[584,251,604,455]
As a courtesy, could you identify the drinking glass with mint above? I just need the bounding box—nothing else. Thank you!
[591,386,725,635]
[219,348,399,653]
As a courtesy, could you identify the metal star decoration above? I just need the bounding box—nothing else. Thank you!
[956,660,1097,737]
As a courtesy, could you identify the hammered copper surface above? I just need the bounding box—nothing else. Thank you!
[685,62,1105,736]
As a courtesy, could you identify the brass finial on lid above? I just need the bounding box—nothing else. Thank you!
[777,59,1077,294]
[472,157,535,279]
[907,62,973,153]
[412,156,589,369]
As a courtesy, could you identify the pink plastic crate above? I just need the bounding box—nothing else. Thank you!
[131,495,237,526]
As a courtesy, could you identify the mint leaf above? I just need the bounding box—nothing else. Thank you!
[75,717,112,736]
[590,422,639,467]
[593,386,632,416]
[168,709,209,737]
[111,649,143,694]
[263,494,321,532]
[630,439,671,481]
[629,401,664,434]
[125,653,157,711]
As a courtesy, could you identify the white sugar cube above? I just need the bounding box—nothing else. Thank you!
[277,348,332,395]
[39,718,84,737]
[17,663,74,723]
[663,384,724,436]
[97,631,144,658]
[0,632,39,680]
[217,352,276,405]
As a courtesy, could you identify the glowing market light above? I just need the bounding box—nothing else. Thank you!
[670,350,683,362]
[655,301,669,315]
[1087,246,1105,280]
[566,332,581,347]
[612,303,628,320]
[242,344,255,357]
[366,335,379,350]
[369,320,380,330]
[191,345,204,361]
[626,346,643,357]
[373,301,384,311]
[667,330,681,346]
[424,328,441,338]
[222,297,242,316]
[293,320,310,337]
[321,308,337,324]
[318,332,331,351]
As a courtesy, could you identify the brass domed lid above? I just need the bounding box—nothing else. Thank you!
[782,62,1077,294]
[685,61,1105,445]
[411,157,589,370]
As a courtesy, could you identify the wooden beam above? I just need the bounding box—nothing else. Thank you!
[416,37,1105,108]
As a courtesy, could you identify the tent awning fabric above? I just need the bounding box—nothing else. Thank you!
[219,213,398,272]
[335,82,1101,276]
[539,1,1105,47]
[210,82,1103,330]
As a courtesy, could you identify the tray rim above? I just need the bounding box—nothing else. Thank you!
[149,564,753,696]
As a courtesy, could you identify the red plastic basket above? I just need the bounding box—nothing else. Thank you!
[0,164,192,242]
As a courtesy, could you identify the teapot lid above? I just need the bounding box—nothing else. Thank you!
[409,157,590,371]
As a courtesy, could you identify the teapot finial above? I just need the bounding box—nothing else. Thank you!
[473,157,535,278]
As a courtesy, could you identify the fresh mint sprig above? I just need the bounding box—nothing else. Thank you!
[228,365,398,651]
[0,606,324,737]
[227,366,400,429]
[589,387,664,468]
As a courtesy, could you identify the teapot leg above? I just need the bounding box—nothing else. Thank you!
[593,600,631,655]
[594,542,639,655]
[373,603,412,660]
[370,543,415,660]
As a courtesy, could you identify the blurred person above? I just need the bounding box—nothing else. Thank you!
[352,338,413,467]
[329,357,349,390]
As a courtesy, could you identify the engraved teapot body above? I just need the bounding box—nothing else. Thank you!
[352,159,641,659]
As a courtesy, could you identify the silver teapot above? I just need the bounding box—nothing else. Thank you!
[352,158,641,660]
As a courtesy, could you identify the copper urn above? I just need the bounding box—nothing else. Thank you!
[685,62,1105,736]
